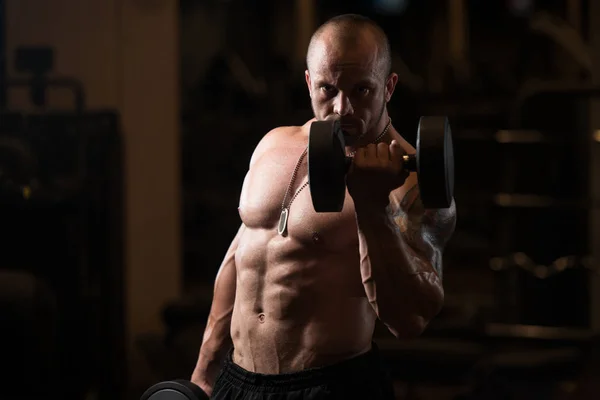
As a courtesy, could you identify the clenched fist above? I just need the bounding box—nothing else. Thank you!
[347,140,410,207]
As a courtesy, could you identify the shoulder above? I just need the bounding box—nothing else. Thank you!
[249,122,310,168]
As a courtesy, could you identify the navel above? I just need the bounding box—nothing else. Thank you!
[258,313,266,323]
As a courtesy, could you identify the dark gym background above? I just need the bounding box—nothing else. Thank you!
[1,0,600,399]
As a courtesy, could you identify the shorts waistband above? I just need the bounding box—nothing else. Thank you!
[218,343,383,392]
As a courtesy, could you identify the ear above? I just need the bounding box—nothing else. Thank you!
[385,73,398,103]
[305,70,312,98]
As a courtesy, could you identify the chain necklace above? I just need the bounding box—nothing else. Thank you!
[278,148,308,236]
[277,118,392,236]
[349,118,392,157]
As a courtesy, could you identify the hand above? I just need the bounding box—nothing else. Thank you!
[347,140,409,207]
[191,374,213,397]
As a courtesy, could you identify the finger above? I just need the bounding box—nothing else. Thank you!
[389,139,404,160]
[376,142,389,160]
[389,140,404,173]
[365,144,377,161]
[353,146,365,163]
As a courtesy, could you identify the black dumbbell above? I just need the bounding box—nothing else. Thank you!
[140,380,209,400]
[308,116,454,212]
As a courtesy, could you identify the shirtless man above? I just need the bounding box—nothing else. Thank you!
[190,13,457,399]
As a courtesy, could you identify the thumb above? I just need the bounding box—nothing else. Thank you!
[389,140,408,178]
[389,139,403,163]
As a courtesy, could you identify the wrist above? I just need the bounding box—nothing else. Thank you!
[352,194,390,215]
[191,373,213,396]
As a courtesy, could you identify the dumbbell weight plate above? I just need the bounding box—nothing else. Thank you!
[308,119,348,213]
[140,380,209,400]
[147,389,188,400]
[416,116,454,209]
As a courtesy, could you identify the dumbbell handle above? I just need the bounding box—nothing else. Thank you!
[344,154,417,172]
[403,154,417,172]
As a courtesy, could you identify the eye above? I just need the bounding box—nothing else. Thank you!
[320,84,336,94]
[357,87,370,95]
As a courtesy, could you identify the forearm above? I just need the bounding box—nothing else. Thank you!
[356,205,443,336]
[191,314,233,393]
[191,225,242,393]
[354,187,455,337]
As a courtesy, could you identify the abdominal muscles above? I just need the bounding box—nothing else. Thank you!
[233,141,377,373]
[230,228,377,374]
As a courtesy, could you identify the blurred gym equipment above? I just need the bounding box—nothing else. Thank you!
[0,46,126,400]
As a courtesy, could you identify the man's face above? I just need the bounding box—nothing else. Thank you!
[305,36,397,144]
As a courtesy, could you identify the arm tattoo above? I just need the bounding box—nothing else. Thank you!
[388,185,456,279]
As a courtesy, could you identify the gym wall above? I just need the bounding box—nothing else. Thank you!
[589,2,600,333]
[4,0,182,383]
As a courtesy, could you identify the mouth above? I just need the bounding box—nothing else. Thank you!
[323,115,362,136]
[340,123,359,135]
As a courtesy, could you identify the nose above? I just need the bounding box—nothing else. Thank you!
[333,92,354,116]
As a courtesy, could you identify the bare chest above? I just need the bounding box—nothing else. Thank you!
[239,147,358,248]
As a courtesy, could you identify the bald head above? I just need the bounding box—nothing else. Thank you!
[306,14,392,79]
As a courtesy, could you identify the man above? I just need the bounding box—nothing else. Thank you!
[191,13,457,399]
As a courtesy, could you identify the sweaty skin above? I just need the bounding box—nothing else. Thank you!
[192,23,456,396]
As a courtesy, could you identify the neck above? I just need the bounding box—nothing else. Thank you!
[372,111,392,139]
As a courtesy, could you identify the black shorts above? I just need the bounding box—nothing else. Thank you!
[211,343,396,399]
